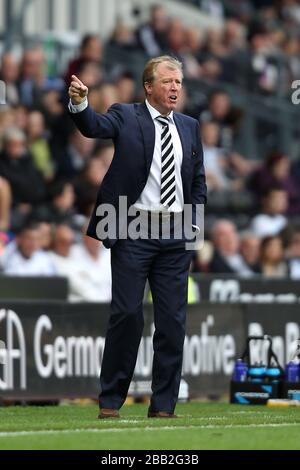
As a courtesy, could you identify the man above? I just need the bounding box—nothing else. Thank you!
[68,55,206,418]
[0,221,55,276]
[209,220,255,276]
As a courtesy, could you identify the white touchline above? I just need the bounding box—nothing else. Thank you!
[0,422,300,438]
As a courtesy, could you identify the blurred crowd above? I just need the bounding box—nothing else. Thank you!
[1,0,300,301]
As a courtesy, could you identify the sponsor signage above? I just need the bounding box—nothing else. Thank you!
[0,301,299,400]
[193,275,300,303]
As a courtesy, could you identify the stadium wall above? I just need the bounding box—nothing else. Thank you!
[0,0,221,40]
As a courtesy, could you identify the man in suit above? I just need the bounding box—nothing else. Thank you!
[68,56,206,418]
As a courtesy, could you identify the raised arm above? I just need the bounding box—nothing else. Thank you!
[68,75,123,139]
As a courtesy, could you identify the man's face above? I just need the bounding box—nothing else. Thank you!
[145,62,182,116]
[17,229,41,259]
[6,138,26,159]
[214,223,239,256]
[266,190,288,215]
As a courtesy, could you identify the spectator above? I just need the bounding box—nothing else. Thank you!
[38,221,53,251]
[249,151,300,214]
[26,110,54,180]
[70,230,112,302]
[223,18,246,54]
[280,0,300,27]
[201,117,254,190]
[0,221,55,275]
[75,60,103,89]
[49,224,111,302]
[13,105,29,132]
[199,90,244,152]
[0,176,11,231]
[136,4,169,56]
[56,128,96,179]
[0,52,20,106]
[182,27,204,80]
[239,231,261,274]
[95,83,119,114]
[245,23,280,95]
[260,235,288,277]
[250,186,288,238]
[64,34,103,85]
[49,224,75,262]
[197,30,224,82]
[0,127,46,219]
[282,35,300,91]
[286,225,300,279]
[205,28,228,60]
[201,121,230,191]
[49,224,83,301]
[115,73,136,103]
[166,18,186,56]
[32,180,76,227]
[209,219,253,275]
[109,22,137,51]
[19,46,46,108]
[223,0,254,23]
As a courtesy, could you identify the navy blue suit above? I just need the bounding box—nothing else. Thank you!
[70,101,206,413]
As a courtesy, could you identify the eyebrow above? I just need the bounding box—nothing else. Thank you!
[161,78,182,82]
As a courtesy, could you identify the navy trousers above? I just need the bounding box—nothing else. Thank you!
[99,229,192,414]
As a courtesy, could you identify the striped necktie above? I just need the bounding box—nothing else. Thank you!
[156,115,176,209]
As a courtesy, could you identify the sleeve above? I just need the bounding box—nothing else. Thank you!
[68,97,88,113]
[68,102,125,140]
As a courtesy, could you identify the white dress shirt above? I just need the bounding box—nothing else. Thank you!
[134,100,184,213]
[1,244,56,276]
[68,97,88,114]
[69,243,112,302]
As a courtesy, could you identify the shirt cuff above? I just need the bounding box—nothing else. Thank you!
[68,97,88,113]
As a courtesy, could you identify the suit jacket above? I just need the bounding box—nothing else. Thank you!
[209,250,237,274]
[70,102,207,247]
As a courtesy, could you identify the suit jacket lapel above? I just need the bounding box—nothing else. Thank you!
[135,104,190,181]
[135,102,155,174]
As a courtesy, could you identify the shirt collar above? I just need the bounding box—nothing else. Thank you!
[145,99,174,124]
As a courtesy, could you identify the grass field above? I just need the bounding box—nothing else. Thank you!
[0,402,300,450]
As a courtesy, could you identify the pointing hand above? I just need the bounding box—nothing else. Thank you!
[68,75,88,105]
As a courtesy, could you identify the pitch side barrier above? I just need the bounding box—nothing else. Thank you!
[0,300,299,400]
[191,274,300,304]
[0,275,68,300]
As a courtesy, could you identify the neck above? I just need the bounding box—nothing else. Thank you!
[263,261,279,272]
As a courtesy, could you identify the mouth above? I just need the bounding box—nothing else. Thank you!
[169,95,177,103]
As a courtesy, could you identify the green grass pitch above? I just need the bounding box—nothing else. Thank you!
[0,402,300,450]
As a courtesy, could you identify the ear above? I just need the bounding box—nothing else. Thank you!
[144,81,152,96]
